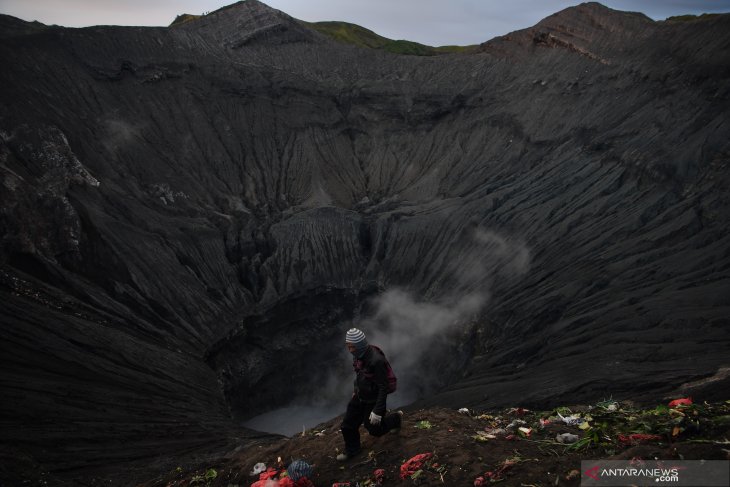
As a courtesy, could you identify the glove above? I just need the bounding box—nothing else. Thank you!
[369,411,382,425]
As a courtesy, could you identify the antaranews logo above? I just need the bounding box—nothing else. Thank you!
[584,465,600,481]
[655,473,680,483]
[581,460,728,486]
[583,464,679,482]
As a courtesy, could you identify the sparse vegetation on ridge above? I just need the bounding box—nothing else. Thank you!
[305,20,477,56]
[169,13,202,27]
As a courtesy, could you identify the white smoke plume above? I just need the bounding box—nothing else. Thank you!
[360,289,482,405]
[361,228,531,405]
[245,227,530,435]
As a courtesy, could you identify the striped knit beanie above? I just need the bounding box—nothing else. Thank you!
[287,459,313,481]
[346,328,368,356]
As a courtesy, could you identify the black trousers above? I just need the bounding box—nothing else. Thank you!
[340,395,401,455]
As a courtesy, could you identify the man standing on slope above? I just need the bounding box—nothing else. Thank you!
[337,328,403,461]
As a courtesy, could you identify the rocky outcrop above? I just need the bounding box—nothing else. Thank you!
[1,0,729,480]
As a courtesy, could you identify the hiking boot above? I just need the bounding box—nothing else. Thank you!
[336,449,361,461]
[390,410,404,434]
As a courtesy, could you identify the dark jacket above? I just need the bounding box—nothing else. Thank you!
[353,345,388,415]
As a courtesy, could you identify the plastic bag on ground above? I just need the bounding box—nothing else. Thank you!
[400,452,433,479]
[556,433,579,444]
[668,397,693,408]
[373,468,385,483]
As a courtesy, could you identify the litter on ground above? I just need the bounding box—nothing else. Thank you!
[669,397,693,408]
[399,452,433,480]
[555,433,579,444]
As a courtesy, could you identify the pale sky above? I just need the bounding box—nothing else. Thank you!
[1,0,729,46]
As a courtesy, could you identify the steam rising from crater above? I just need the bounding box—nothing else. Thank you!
[245,227,530,435]
[363,228,531,405]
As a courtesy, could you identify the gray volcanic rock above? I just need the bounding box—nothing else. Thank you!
[1,0,729,480]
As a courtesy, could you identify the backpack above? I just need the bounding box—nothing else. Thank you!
[360,345,397,394]
[384,354,398,394]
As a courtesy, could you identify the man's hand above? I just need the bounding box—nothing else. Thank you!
[369,412,382,425]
